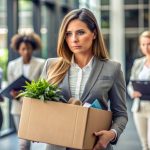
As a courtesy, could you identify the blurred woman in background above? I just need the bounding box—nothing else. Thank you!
[128,31,150,150]
[7,32,45,150]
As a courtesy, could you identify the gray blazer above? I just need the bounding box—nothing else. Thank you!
[41,57,128,150]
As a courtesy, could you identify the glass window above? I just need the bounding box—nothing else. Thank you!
[125,10,139,27]
[101,11,109,28]
[125,36,141,82]
[18,0,33,32]
[0,0,6,28]
[144,0,149,4]
[41,5,48,58]
[0,0,5,11]
[144,9,149,27]
[60,0,68,5]
[124,0,138,4]
[101,0,109,5]
[80,0,88,3]
[0,12,6,28]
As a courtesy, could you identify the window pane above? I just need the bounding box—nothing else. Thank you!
[144,9,149,27]
[101,0,109,5]
[0,0,6,28]
[59,0,68,5]
[41,5,48,58]
[19,0,33,30]
[101,11,109,28]
[0,0,5,11]
[125,10,138,27]
[124,0,138,4]
[144,0,148,4]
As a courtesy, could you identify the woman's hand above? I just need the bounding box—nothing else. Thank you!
[10,90,19,99]
[132,91,142,98]
[93,130,116,150]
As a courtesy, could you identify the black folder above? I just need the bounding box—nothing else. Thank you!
[132,80,150,100]
[0,75,31,99]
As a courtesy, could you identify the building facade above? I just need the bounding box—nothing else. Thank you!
[0,0,150,137]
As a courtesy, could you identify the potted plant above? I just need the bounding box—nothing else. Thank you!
[18,79,67,103]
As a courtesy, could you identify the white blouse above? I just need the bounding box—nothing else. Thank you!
[23,64,30,78]
[138,65,150,80]
[69,56,93,100]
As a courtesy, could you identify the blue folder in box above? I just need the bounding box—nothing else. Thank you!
[0,75,31,99]
[132,80,150,100]
[90,99,107,110]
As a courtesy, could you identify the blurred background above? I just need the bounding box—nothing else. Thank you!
[0,0,149,149]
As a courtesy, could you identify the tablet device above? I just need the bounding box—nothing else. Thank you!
[131,80,150,100]
[0,75,31,99]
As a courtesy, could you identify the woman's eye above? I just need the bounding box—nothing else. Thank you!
[65,32,72,37]
[77,31,85,35]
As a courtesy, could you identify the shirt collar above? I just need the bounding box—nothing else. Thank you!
[71,55,94,70]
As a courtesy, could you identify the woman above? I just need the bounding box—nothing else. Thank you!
[41,8,128,150]
[7,32,45,150]
[127,31,150,150]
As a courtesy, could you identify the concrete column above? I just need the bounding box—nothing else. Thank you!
[110,0,125,72]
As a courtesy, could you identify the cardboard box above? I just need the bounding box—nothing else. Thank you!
[18,97,112,149]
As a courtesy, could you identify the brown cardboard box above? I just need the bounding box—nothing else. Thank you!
[18,97,112,149]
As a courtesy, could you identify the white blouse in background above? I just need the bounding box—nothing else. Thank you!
[138,65,150,80]
[23,64,30,78]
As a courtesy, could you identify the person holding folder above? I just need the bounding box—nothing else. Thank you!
[7,32,45,150]
[127,31,150,150]
[41,8,128,150]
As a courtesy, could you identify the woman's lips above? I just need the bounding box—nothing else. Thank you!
[72,46,81,48]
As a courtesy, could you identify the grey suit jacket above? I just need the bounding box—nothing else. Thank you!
[7,56,45,115]
[41,57,128,150]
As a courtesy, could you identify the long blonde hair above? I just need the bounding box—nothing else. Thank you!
[47,8,109,85]
[139,31,150,43]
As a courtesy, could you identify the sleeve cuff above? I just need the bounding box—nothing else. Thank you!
[110,129,117,142]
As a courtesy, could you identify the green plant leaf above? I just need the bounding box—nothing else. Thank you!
[18,79,66,102]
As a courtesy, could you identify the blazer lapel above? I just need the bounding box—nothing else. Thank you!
[81,57,104,101]
[134,57,146,79]
[59,70,71,102]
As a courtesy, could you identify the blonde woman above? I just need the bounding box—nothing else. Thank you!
[7,32,45,150]
[127,31,150,150]
[41,8,128,150]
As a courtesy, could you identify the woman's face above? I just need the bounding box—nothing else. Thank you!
[18,42,33,62]
[65,19,95,56]
[140,37,150,56]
